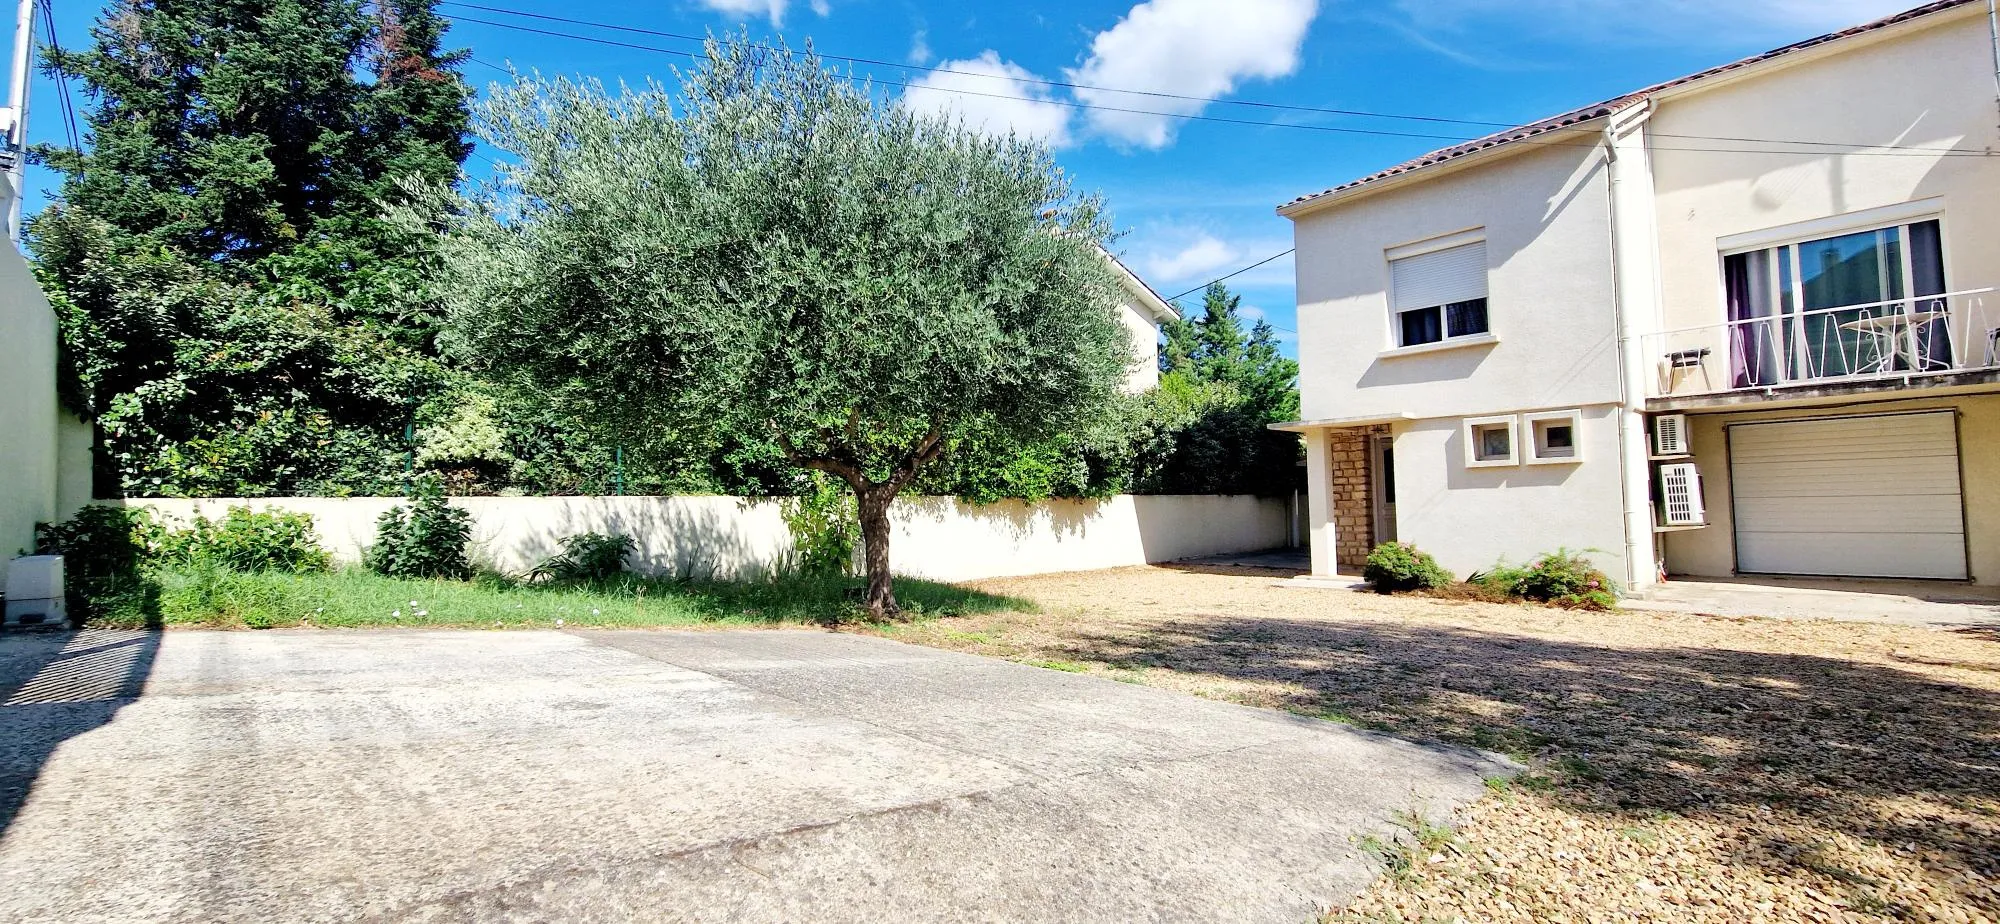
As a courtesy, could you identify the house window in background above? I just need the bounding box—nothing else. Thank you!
[1389,234,1489,348]
[1723,218,1946,387]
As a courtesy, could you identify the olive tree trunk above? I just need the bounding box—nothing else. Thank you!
[854,485,897,619]
[784,427,944,622]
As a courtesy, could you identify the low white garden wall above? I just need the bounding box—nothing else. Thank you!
[112,494,1291,583]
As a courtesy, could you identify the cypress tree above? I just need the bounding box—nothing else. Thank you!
[31,0,472,497]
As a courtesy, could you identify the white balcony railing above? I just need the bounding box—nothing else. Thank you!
[1641,287,1998,400]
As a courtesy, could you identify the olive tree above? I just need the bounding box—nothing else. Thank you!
[408,40,1131,617]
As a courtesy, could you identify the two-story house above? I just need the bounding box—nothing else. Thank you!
[1276,0,2000,590]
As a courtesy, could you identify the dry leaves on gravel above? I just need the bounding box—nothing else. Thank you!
[871,565,2000,924]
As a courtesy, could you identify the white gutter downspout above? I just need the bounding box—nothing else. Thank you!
[3,0,32,245]
[1989,0,2000,125]
[1603,101,1663,591]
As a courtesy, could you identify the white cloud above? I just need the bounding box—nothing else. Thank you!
[1141,234,1239,283]
[692,0,829,27]
[1067,0,1319,148]
[900,52,1074,147]
[1392,0,1916,45]
[909,29,932,65]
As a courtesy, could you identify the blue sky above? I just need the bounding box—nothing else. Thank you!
[15,0,1925,354]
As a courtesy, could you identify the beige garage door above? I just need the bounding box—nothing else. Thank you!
[1730,412,1966,579]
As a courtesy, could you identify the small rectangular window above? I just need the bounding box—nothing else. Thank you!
[1390,237,1489,347]
[1463,415,1518,467]
[1525,410,1584,464]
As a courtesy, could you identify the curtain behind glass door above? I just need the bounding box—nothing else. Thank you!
[1725,249,1782,387]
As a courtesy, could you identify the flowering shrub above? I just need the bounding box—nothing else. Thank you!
[1477,549,1617,610]
[1363,542,1454,593]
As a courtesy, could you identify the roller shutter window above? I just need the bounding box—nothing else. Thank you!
[1390,239,1488,347]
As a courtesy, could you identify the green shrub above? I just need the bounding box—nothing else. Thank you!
[780,473,857,576]
[1475,549,1618,610]
[365,478,474,580]
[528,532,636,584]
[1363,542,1453,594]
[156,506,331,574]
[33,505,162,625]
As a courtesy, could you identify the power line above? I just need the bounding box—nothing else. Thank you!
[36,0,80,152]
[441,0,1999,158]
[445,13,1500,145]
[438,0,1522,131]
[1164,249,1295,303]
[465,54,516,77]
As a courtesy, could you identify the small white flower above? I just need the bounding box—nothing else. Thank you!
[410,600,420,607]
[591,609,600,615]
[392,609,401,618]
[414,610,428,617]
[555,618,565,627]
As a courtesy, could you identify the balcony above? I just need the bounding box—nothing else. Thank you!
[1642,287,1999,405]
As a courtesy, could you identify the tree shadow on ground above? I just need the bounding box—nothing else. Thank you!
[0,628,162,838]
[1031,613,2000,913]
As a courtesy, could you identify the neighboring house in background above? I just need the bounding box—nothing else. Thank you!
[1275,0,2000,589]
[1106,251,1177,393]
[0,174,92,590]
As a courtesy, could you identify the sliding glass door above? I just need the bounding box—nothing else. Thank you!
[1723,219,1946,387]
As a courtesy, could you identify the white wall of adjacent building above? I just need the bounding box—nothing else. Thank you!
[1117,299,1163,393]
[0,219,92,590]
[114,494,1291,583]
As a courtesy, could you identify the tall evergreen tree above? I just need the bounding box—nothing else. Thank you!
[1148,282,1300,495]
[31,0,472,497]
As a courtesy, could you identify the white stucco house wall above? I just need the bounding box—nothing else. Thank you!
[1277,0,2000,589]
[0,175,92,590]
[1106,250,1177,393]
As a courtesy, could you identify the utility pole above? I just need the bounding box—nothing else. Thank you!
[2,0,33,246]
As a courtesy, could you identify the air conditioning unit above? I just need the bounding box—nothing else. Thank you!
[1652,413,1690,457]
[1658,463,1705,527]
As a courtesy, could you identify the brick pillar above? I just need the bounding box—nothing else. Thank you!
[1327,428,1377,572]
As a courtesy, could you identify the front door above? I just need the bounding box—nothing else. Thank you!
[1371,435,1397,544]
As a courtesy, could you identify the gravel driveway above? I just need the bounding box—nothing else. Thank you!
[0,627,1503,923]
[881,564,2000,923]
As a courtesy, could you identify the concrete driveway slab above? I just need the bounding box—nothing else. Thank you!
[0,628,1508,923]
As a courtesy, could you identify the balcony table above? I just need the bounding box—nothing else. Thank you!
[1837,309,1946,374]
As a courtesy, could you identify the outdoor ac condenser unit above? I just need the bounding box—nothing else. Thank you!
[1652,413,1690,457]
[1658,463,1705,527]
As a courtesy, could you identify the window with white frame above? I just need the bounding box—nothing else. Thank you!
[1525,410,1583,464]
[1389,233,1489,348]
[1463,415,1517,467]
[1722,215,1947,387]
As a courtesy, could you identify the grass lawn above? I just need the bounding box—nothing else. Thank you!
[95,567,1033,629]
[873,564,2000,923]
